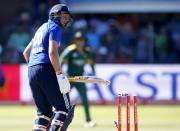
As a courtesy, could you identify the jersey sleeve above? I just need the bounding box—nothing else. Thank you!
[49,27,61,44]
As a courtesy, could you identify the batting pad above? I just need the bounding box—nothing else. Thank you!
[61,105,76,131]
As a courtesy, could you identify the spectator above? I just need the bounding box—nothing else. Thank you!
[5,12,31,63]
[86,21,101,55]
[168,18,180,62]
[155,26,169,63]
[135,29,154,63]
[73,18,87,32]
[99,20,121,63]
[90,18,109,37]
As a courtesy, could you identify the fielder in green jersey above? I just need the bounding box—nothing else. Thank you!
[60,31,96,127]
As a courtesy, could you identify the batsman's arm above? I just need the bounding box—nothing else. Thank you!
[49,40,62,74]
[59,47,71,75]
[23,41,32,62]
[49,40,71,94]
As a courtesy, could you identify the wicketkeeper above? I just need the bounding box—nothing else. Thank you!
[60,31,96,127]
[23,4,75,131]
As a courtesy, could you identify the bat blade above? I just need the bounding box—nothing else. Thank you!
[68,76,110,86]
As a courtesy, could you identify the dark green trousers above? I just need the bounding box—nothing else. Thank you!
[71,82,91,122]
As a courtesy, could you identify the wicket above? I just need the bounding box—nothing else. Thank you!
[115,94,138,131]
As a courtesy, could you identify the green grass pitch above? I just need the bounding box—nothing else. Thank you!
[0,105,180,131]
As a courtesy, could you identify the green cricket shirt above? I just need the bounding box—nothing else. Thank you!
[60,44,95,76]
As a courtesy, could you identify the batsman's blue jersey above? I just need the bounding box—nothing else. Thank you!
[28,19,62,66]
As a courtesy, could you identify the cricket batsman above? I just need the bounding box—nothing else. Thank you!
[23,4,75,131]
[60,31,96,127]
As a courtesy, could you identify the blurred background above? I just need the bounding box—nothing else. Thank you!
[0,0,180,64]
[0,0,180,131]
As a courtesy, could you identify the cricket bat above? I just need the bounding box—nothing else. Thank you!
[68,76,110,86]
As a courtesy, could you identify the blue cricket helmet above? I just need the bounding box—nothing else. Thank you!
[49,4,73,20]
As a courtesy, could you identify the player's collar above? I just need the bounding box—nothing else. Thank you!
[48,19,62,27]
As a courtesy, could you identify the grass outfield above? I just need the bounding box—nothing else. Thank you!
[0,105,180,131]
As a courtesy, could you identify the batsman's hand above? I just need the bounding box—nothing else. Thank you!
[56,74,70,94]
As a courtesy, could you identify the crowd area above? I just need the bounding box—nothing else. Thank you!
[0,1,180,64]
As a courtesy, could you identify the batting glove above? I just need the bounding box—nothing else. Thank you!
[56,74,70,94]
